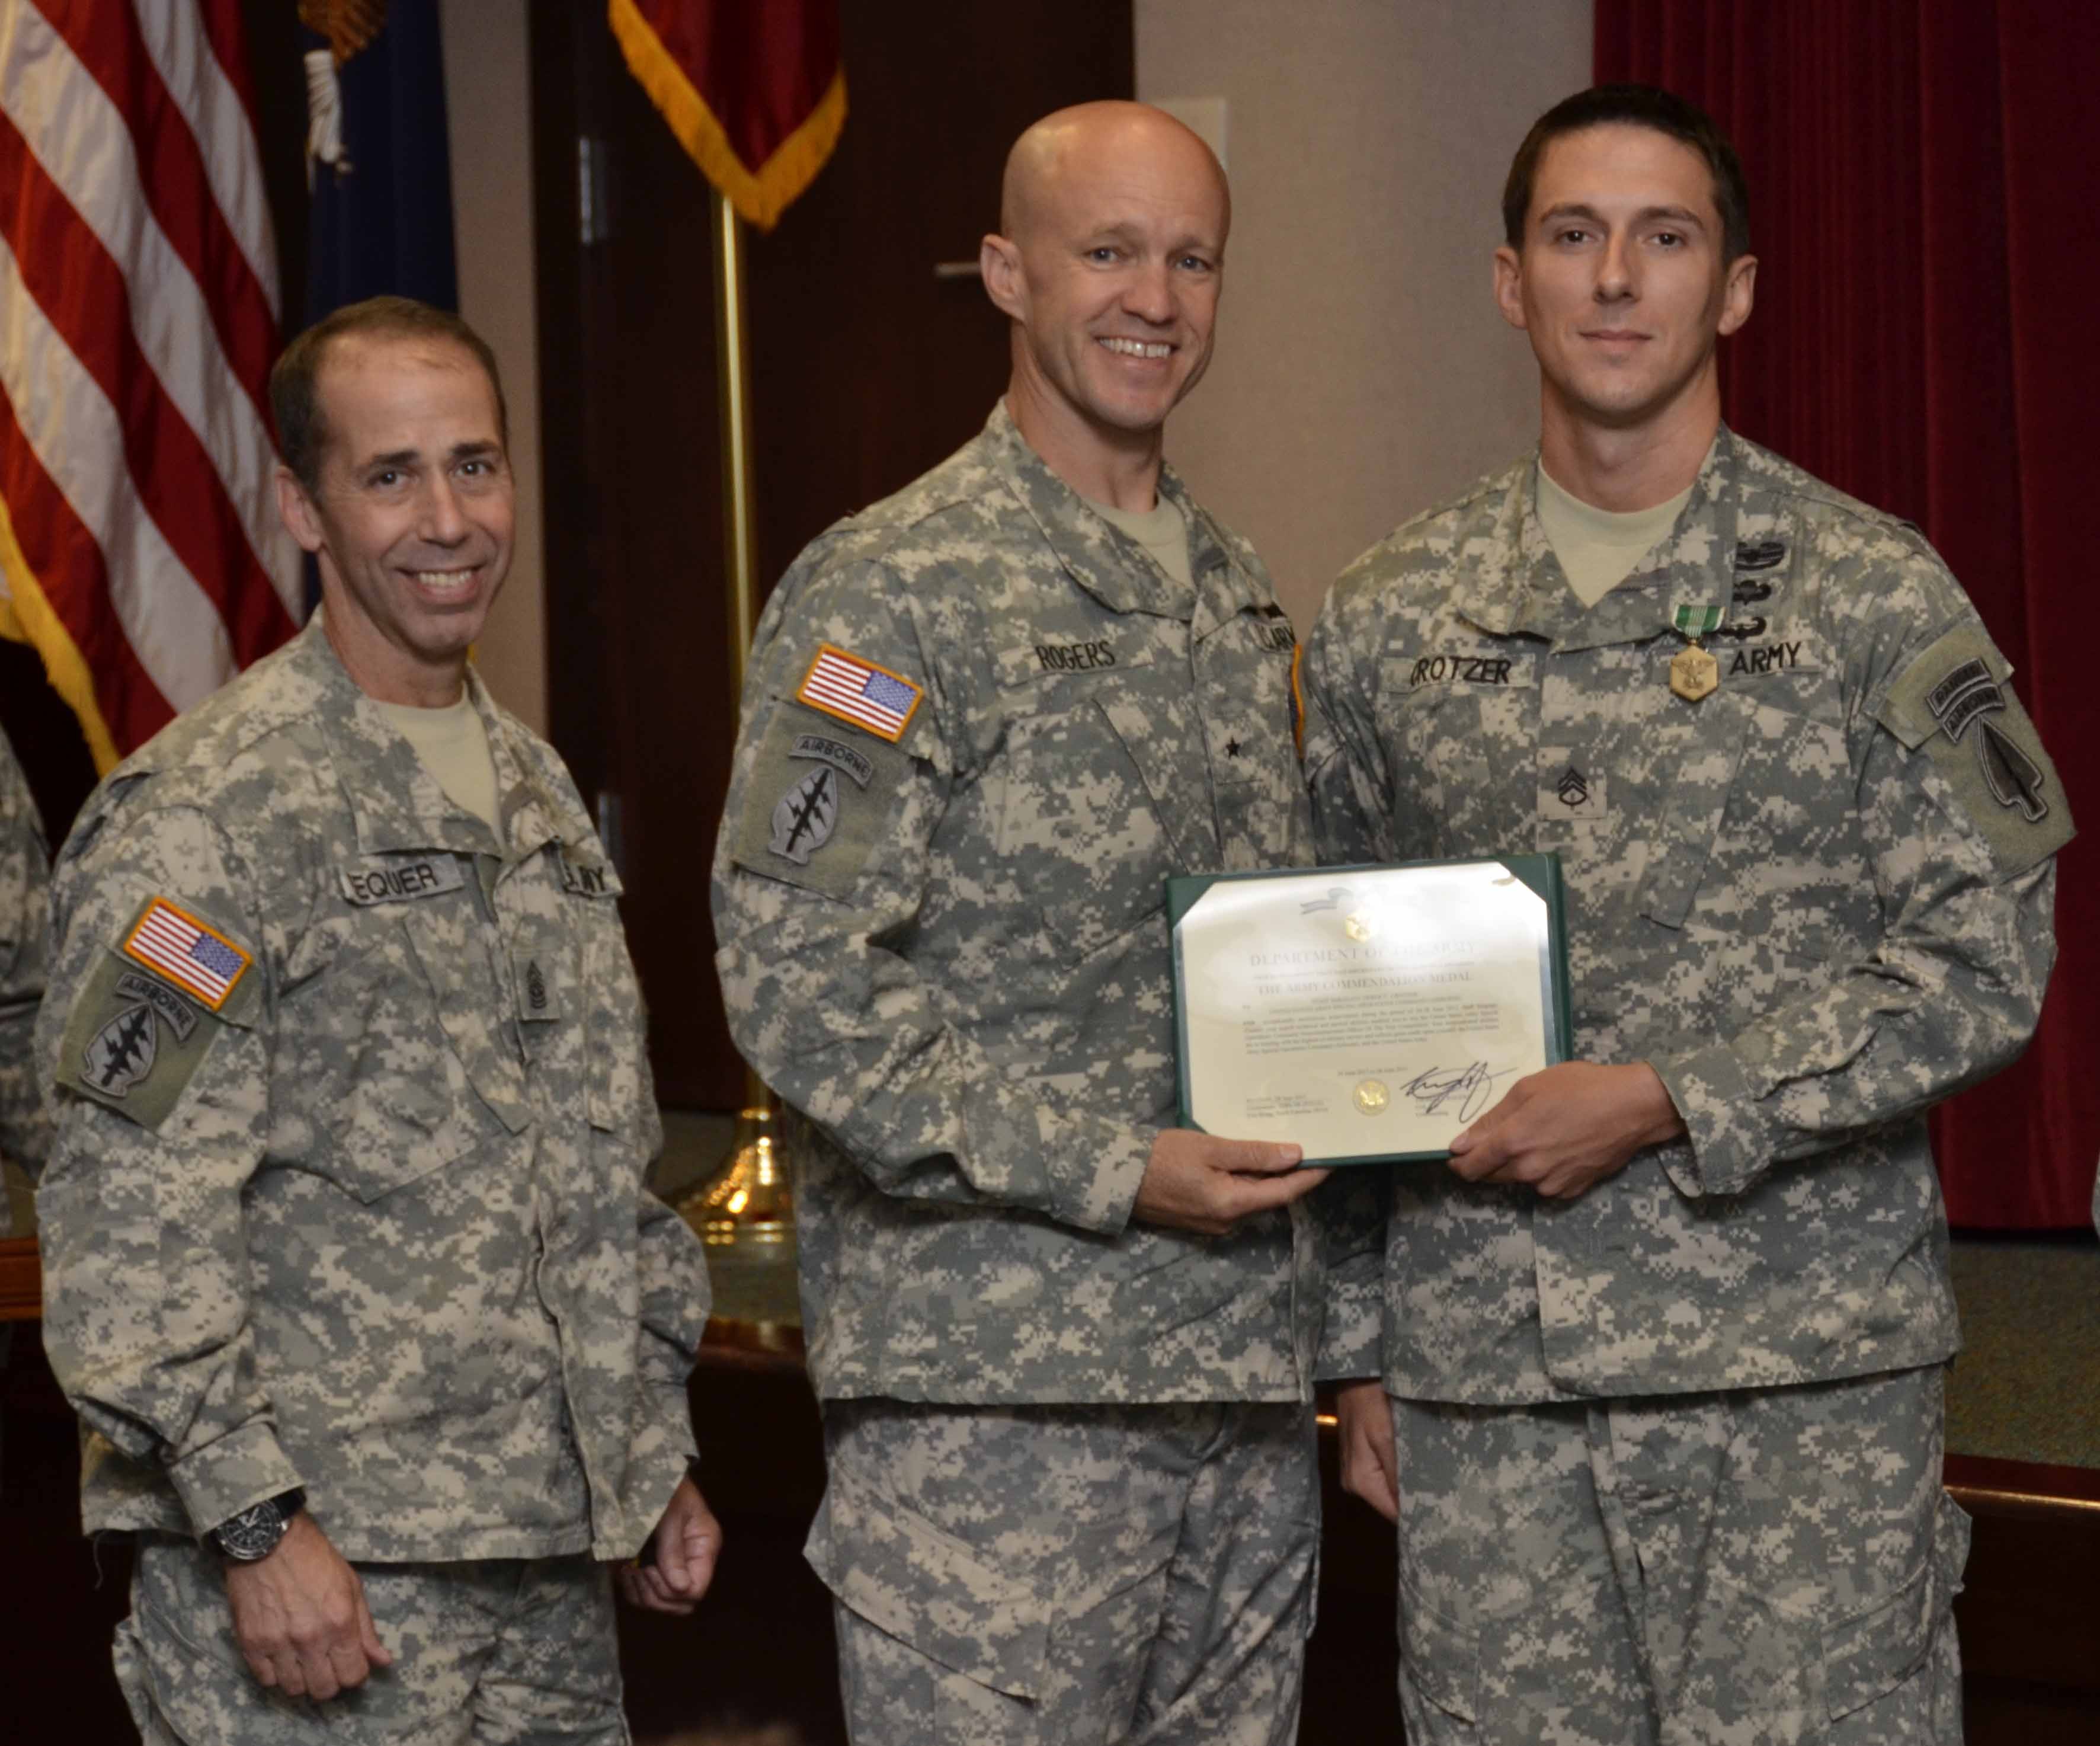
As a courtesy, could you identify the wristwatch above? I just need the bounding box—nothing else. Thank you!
[207,1488,306,1562]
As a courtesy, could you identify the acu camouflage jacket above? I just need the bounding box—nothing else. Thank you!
[36,620,708,1560]
[713,404,1347,1404]
[1304,428,2068,1402]
[1,727,51,1203]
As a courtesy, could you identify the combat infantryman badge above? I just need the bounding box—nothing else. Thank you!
[1669,603,1723,702]
[770,766,841,864]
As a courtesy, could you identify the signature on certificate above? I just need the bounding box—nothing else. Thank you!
[1400,1061,1516,1123]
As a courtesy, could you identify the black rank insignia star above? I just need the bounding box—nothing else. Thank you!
[1225,737,1244,758]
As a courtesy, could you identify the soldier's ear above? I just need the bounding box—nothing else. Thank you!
[1491,247,1528,332]
[1717,253,1758,338]
[276,465,326,555]
[981,233,1028,322]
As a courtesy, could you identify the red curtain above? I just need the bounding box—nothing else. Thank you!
[1596,2,2100,1227]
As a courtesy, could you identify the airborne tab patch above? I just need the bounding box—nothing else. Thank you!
[732,702,911,898]
[121,897,251,1011]
[57,954,227,1131]
[1880,624,2075,875]
[795,644,923,743]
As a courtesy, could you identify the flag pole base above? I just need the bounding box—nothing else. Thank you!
[679,1098,793,1248]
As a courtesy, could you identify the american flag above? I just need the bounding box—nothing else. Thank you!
[0,0,300,772]
[796,643,923,743]
[123,896,250,1009]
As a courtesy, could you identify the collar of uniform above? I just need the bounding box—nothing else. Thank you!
[985,401,1196,622]
[1455,428,1742,653]
[460,664,581,869]
[1162,467,1275,642]
[289,615,511,859]
[1551,427,1742,653]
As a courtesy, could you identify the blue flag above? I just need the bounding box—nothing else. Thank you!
[301,0,457,319]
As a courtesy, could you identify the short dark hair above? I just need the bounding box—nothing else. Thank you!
[270,296,508,492]
[1502,84,1750,264]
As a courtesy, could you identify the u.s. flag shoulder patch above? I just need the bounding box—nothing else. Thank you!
[120,897,252,1011]
[795,643,924,744]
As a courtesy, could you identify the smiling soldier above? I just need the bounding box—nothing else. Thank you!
[1303,86,2070,1744]
[713,103,1348,1745]
[36,298,718,1743]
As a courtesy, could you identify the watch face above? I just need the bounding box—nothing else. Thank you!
[215,1498,287,1561]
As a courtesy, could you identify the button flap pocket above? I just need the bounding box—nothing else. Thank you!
[1396,1569,1480,1724]
[1822,1492,1968,1721]
[1001,694,1186,955]
[1090,689,1211,872]
[804,1469,1049,1701]
[1635,692,1756,929]
[399,912,530,1134]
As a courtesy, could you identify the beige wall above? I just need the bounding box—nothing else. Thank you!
[437,4,1593,690]
[1138,0,1591,626]
[438,0,546,734]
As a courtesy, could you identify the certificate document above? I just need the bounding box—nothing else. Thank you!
[1169,856,1571,1165]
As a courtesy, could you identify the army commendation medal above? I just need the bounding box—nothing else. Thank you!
[1670,602,1723,702]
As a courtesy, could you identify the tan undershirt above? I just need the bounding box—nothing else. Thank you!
[1091,494,1195,593]
[1536,461,1694,608]
[373,693,502,839]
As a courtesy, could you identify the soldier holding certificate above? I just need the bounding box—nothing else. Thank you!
[1302,85,2069,1742]
[714,102,1339,1745]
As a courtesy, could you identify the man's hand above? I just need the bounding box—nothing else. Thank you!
[222,1512,391,1700]
[1334,1378,1398,1523]
[1446,1060,1686,1201]
[1131,1129,1328,1237]
[618,1476,722,1615]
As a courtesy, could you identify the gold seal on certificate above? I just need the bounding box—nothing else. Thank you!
[1168,856,1572,1165]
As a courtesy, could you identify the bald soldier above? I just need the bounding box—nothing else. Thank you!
[713,103,1347,1744]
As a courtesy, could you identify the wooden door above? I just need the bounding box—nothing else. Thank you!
[529,1,1134,1107]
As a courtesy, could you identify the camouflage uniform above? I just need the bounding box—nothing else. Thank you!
[713,404,1334,1742]
[117,1535,627,1745]
[1304,430,2069,1742]
[36,618,708,1739]
[0,724,51,1200]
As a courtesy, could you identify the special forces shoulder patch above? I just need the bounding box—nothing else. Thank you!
[58,899,258,1130]
[1880,625,2075,875]
[731,708,911,898]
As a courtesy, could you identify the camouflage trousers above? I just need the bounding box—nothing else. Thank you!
[114,1533,628,1743]
[1387,1364,1968,1745]
[811,1399,1318,1746]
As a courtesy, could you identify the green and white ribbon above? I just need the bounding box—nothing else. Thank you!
[1673,602,1724,638]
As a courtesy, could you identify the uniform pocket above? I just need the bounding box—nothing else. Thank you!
[312,913,524,1203]
[805,1466,1050,1703]
[1396,1568,1480,1726]
[1822,1490,1970,1721]
[580,909,648,1133]
[1634,687,1872,965]
[998,695,1185,956]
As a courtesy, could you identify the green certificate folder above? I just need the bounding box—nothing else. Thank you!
[1168,855,1573,1165]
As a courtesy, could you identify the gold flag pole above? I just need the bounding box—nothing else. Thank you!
[683,187,790,1249]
